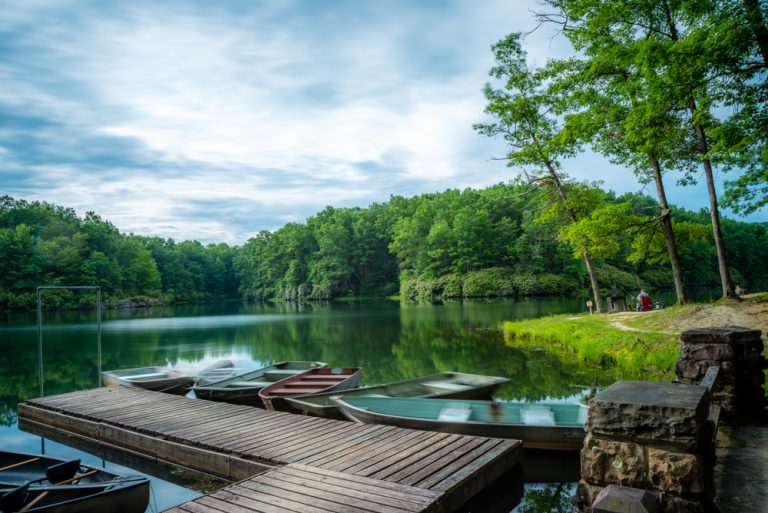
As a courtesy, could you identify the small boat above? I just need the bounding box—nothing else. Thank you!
[193,360,238,387]
[285,372,511,418]
[332,396,588,451]
[0,450,149,513]
[191,361,328,406]
[101,366,193,395]
[259,367,362,412]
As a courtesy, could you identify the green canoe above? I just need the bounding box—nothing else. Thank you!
[191,361,327,406]
[332,396,587,451]
[285,372,510,418]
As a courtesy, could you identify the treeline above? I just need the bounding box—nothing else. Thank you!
[235,183,768,302]
[0,196,238,310]
[1,188,767,311]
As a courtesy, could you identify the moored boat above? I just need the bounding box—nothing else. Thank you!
[101,366,193,395]
[0,450,149,513]
[332,396,587,451]
[285,372,510,418]
[193,360,238,387]
[191,361,328,406]
[259,367,362,411]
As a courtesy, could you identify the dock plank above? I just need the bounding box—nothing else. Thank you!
[20,387,521,513]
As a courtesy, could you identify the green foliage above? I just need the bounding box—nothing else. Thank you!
[0,196,239,309]
[1,185,766,310]
[462,268,515,298]
[504,314,678,379]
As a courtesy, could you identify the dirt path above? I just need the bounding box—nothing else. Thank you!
[611,294,768,337]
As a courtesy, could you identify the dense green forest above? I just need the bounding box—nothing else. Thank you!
[1,189,766,311]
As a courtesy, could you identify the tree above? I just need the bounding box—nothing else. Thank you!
[475,33,606,311]
[538,1,695,304]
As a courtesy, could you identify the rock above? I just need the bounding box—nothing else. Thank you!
[679,327,762,344]
[675,359,702,380]
[587,381,709,449]
[581,434,646,487]
[647,448,706,496]
[687,343,734,362]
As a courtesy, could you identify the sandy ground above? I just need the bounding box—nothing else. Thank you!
[609,293,768,338]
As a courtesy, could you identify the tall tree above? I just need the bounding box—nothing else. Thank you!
[536,6,693,304]
[475,33,605,312]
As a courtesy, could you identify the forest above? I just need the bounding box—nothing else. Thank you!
[1,0,766,311]
[1,187,766,311]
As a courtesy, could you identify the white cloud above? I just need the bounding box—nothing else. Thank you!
[0,0,763,245]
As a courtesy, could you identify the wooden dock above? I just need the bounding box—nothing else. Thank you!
[18,387,522,512]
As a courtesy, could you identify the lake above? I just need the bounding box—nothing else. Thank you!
[0,297,645,512]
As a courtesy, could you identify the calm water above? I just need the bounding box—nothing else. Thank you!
[0,297,644,512]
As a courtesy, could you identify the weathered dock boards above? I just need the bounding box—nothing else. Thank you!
[164,463,443,513]
[18,387,521,512]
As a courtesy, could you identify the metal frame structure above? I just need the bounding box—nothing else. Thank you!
[36,286,102,398]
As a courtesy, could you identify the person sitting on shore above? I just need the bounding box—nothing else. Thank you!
[636,289,652,311]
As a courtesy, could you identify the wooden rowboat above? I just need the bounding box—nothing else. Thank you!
[101,366,193,395]
[0,450,149,513]
[193,359,238,387]
[332,396,587,451]
[191,361,327,406]
[259,367,362,412]
[285,372,510,418]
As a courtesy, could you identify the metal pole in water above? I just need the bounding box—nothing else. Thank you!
[36,287,44,398]
[97,287,102,386]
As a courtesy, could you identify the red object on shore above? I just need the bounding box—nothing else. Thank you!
[641,295,653,311]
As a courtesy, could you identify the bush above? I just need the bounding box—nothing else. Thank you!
[462,268,515,297]
[437,274,463,298]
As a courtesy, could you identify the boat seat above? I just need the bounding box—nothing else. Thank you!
[268,387,332,395]
[422,381,471,391]
[125,372,171,380]
[284,381,339,387]
[521,406,555,426]
[264,370,302,380]
[227,381,271,388]
[302,375,347,380]
[437,406,472,422]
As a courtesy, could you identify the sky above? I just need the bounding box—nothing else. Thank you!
[1,0,764,245]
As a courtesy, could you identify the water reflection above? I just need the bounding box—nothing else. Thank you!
[1,298,618,512]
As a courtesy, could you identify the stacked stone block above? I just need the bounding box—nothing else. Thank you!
[675,326,766,420]
[577,381,715,513]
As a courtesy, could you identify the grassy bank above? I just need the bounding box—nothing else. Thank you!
[503,311,680,380]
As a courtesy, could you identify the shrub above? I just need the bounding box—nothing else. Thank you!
[462,268,515,297]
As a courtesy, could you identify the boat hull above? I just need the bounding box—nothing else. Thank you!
[17,477,150,513]
[260,368,362,412]
[101,367,193,395]
[0,451,149,513]
[285,372,510,419]
[334,398,586,451]
[192,361,327,407]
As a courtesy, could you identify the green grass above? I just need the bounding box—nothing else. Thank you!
[503,313,678,380]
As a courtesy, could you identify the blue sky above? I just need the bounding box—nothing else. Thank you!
[1,0,764,244]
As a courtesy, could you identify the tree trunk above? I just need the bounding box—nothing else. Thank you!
[743,0,768,66]
[648,153,689,304]
[690,117,736,298]
[661,0,736,299]
[544,161,605,313]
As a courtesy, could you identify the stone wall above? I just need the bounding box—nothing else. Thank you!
[577,381,715,513]
[675,326,766,420]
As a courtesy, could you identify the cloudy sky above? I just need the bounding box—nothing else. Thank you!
[1,0,763,244]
